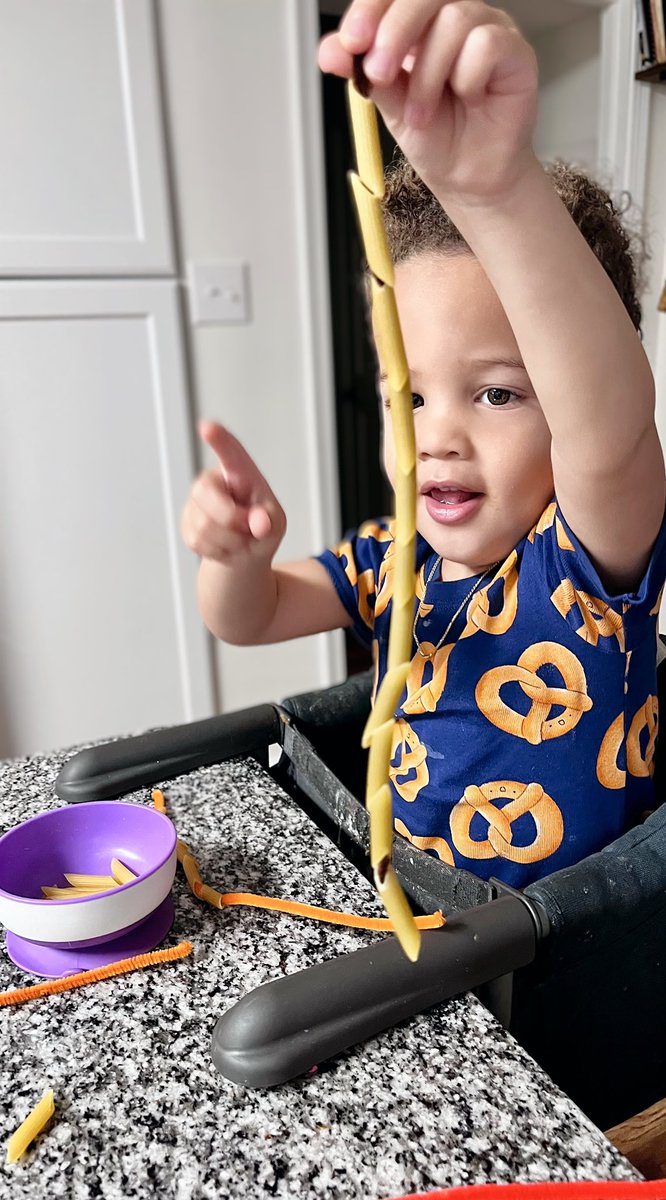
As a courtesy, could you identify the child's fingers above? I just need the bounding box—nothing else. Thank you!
[198,420,268,500]
[181,495,252,562]
[338,1,393,53]
[404,4,512,122]
[248,506,272,541]
[450,22,536,104]
[355,0,453,87]
[318,0,417,82]
[190,470,251,535]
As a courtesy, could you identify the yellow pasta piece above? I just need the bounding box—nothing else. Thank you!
[182,853,202,890]
[366,781,394,869]
[196,882,224,908]
[349,175,395,286]
[41,886,108,899]
[152,788,167,813]
[371,281,408,391]
[362,662,410,748]
[365,722,396,800]
[377,867,420,963]
[347,84,385,199]
[110,858,137,885]
[63,874,118,889]
[6,1089,55,1163]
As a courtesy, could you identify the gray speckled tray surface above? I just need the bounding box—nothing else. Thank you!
[0,745,638,1199]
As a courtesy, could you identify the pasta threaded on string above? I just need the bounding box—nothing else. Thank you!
[346,79,421,962]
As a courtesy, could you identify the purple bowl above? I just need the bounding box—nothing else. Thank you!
[0,802,177,948]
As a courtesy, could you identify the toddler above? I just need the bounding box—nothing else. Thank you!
[181,0,666,887]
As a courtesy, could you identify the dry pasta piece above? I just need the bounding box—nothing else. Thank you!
[182,854,201,890]
[6,1089,55,1163]
[152,788,167,813]
[110,858,137,885]
[41,886,109,899]
[63,874,118,889]
[0,942,193,1009]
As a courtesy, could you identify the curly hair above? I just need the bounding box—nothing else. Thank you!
[381,153,645,332]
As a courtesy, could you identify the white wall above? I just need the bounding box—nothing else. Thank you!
[641,86,666,442]
[156,0,345,712]
[532,14,601,170]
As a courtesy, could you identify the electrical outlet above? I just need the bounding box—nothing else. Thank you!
[187,260,251,325]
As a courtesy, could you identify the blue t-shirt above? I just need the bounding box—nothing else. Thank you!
[317,500,666,887]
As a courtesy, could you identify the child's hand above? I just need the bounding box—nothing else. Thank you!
[181,420,286,566]
[318,0,538,205]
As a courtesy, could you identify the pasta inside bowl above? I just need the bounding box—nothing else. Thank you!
[0,802,177,948]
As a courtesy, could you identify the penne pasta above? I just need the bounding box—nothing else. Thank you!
[6,1089,55,1163]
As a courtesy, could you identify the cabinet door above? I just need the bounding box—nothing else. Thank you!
[0,0,173,275]
[0,281,214,758]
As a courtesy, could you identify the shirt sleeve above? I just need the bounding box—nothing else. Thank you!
[528,499,666,653]
[315,518,394,648]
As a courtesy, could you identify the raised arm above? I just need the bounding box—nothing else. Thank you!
[320,0,665,591]
[181,421,351,644]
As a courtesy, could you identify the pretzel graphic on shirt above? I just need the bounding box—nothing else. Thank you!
[467,549,519,637]
[394,817,454,865]
[550,579,624,651]
[389,718,429,802]
[476,640,592,744]
[450,780,564,863]
[402,643,455,715]
[627,695,659,778]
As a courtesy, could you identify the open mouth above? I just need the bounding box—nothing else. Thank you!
[422,486,483,525]
[428,487,481,506]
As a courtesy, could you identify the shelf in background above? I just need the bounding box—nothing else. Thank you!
[636,62,666,81]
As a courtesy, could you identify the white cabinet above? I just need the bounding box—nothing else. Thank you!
[0,0,346,758]
[0,0,173,275]
[0,281,213,758]
[0,1,219,758]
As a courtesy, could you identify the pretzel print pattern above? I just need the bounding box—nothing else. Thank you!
[627,695,658,778]
[467,550,519,637]
[394,817,454,865]
[527,501,575,551]
[450,780,564,863]
[390,719,429,803]
[361,521,394,620]
[596,713,626,789]
[475,641,592,744]
[402,643,455,715]
[335,540,376,630]
[550,579,625,651]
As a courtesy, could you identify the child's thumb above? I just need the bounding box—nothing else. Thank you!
[248,506,272,541]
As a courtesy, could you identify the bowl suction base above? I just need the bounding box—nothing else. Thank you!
[5,897,175,978]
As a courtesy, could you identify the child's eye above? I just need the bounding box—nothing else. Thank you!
[381,393,424,411]
[479,387,519,407]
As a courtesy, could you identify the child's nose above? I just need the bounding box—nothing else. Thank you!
[416,402,472,460]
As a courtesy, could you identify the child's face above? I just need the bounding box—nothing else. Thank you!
[377,252,554,581]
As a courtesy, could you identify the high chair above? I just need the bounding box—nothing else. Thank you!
[55,648,666,1134]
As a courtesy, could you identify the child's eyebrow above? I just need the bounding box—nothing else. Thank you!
[378,356,528,384]
[472,356,528,371]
